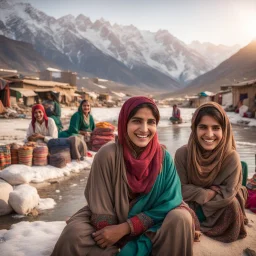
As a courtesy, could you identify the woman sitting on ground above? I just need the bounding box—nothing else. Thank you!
[169,104,182,124]
[59,100,95,140]
[26,104,58,143]
[51,96,196,256]
[175,102,248,243]
[42,91,63,132]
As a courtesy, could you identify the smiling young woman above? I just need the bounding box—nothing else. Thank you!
[26,104,58,143]
[59,100,95,139]
[175,102,248,243]
[51,96,196,256]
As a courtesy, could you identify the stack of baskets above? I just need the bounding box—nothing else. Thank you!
[10,143,20,165]
[33,145,48,166]
[0,145,11,170]
[18,146,33,166]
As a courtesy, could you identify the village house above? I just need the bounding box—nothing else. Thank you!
[221,79,256,116]
[214,88,232,107]
[39,68,77,86]
[7,78,77,106]
[185,91,215,108]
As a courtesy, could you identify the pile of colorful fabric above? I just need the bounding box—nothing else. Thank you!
[246,174,256,213]
[0,145,11,170]
[91,122,115,152]
[18,146,33,166]
[48,138,71,168]
[33,145,48,166]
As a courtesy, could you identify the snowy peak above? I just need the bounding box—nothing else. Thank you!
[75,14,92,31]
[188,41,241,67]
[0,0,236,89]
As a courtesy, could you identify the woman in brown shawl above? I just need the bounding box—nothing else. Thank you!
[175,102,248,243]
[51,96,196,256]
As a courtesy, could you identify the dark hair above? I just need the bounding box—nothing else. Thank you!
[46,91,59,103]
[173,104,177,108]
[78,100,90,112]
[194,106,224,130]
[128,103,160,124]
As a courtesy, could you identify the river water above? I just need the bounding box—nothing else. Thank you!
[0,107,256,229]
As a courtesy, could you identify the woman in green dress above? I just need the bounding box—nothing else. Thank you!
[59,100,95,139]
[42,92,63,132]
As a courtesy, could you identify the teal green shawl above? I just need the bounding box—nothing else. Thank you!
[59,106,95,138]
[118,151,182,255]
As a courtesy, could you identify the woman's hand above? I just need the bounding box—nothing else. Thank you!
[28,133,44,141]
[92,222,130,249]
[33,133,45,140]
[79,131,90,136]
[206,189,217,201]
[210,185,221,193]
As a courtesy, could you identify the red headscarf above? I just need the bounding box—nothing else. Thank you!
[32,104,48,132]
[118,96,163,194]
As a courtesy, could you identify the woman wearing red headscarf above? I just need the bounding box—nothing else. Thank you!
[26,104,58,143]
[51,96,196,256]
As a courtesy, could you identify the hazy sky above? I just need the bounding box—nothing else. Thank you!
[22,0,256,46]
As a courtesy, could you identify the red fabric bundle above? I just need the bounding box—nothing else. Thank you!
[91,127,115,134]
[91,126,115,152]
[246,189,256,213]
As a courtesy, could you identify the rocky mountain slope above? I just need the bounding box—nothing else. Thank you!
[0,0,212,91]
[0,35,58,72]
[157,40,256,98]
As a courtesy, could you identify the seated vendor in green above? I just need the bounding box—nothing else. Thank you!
[59,100,95,139]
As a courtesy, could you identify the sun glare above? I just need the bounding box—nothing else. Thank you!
[243,16,256,39]
[235,5,256,41]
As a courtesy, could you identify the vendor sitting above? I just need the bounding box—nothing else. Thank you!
[169,104,182,124]
[59,100,95,140]
[26,104,58,143]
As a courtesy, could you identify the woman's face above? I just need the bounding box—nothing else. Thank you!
[46,92,52,100]
[196,115,223,151]
[82,102,90,115]
[127,107,157,148]
[34,109,44,123]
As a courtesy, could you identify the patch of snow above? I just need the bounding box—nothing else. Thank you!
[37,198,56,211]
[93,83,106,89]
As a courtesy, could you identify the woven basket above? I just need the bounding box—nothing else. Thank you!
[10,143,20,165]
[18,146,33,166]
[0,145,11,170]
[33,145,48,166]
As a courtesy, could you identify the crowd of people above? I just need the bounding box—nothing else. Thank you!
[22,96,254,255]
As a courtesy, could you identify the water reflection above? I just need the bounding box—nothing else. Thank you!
[158,125,256,176]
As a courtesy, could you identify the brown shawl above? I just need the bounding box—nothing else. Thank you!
[85,142,130,227]
[175,102,245,218]
[187,102,237,187]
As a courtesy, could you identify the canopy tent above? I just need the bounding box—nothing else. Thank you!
[0,78,10,107]
[10,88,37,97]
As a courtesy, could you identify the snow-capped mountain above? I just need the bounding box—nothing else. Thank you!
[188,41,241,67]
[0,0,213,90]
